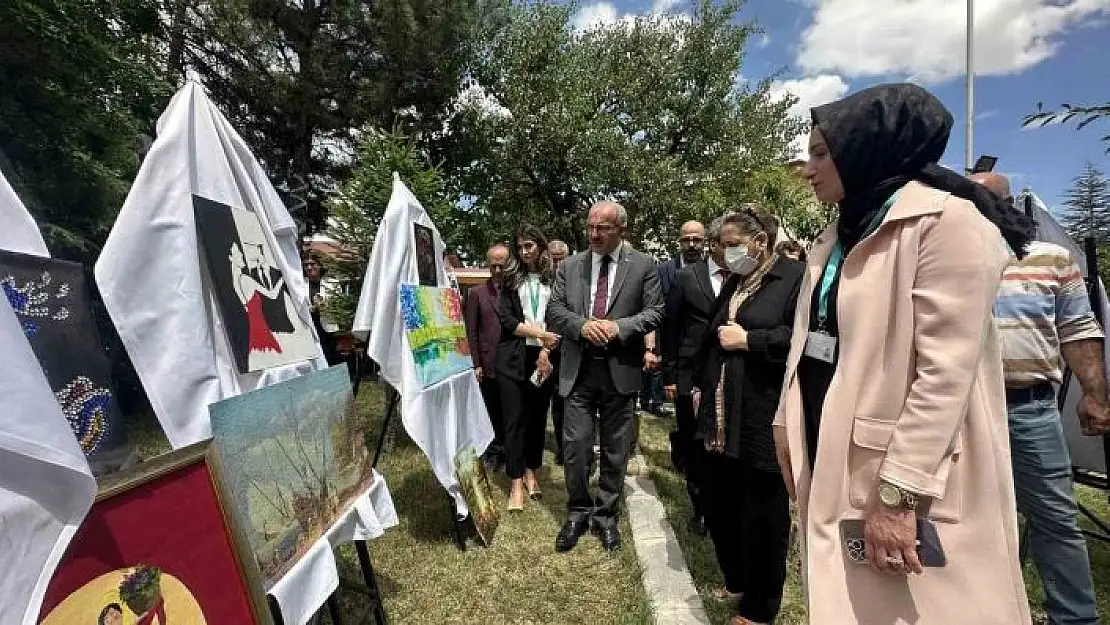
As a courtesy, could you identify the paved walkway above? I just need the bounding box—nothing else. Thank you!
[625,454,712,625]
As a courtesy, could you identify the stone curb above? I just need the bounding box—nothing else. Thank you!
[625,454,711,625]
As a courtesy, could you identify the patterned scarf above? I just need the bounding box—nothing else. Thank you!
[706,257,776,454]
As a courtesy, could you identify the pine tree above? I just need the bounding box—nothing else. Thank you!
[1060,162,1110,245]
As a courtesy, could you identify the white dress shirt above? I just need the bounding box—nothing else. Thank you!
[707,257,727,297]
[589,248,621,315]
[518,274,551,346]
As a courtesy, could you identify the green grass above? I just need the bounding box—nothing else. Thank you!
[126,380,653,625]
[636,413,1110,625]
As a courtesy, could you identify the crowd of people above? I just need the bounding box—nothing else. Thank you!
[458,82,1109,625]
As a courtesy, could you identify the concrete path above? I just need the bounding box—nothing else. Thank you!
[625,454,712,625]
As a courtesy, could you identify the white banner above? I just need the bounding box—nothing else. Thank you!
[0,169,48,257]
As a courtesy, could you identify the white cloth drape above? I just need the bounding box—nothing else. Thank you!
[352,176,494,511]
[0,296,96,625]
[0,169,49,257]
[94,82,326,448]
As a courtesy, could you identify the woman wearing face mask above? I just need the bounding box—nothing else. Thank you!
[692,206,804,625]
[774,84,1035,624]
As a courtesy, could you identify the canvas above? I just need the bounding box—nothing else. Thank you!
[400,284,473,388]
[453,446,499,545]
[413,223,438,287]
[208,365,376,588]
[38,442,269,625]
[193,195,316,373]
[0,249,130,473]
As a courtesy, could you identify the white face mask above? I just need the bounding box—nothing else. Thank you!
[724,244,759,276]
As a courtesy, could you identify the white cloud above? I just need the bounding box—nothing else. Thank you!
[571,1,691,33]
[652,0,681,13]
[797,0,1110,83]
[571,3,622,32]
[769,74,851,158]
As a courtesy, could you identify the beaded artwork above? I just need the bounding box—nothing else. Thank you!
[1,271,71,338]
[54,376,112,455]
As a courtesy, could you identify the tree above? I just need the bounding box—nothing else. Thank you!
[0,0,173,260]
[178,0,489,233]
[324,127,458,329]
[746,165,834,242]
[446,0,803,255]
[1059,162,1110,245]
[1025,102,1110,153]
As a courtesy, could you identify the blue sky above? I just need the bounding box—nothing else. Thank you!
[569,0,1110,212]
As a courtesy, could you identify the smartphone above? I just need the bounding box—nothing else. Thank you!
[839,518,947,568]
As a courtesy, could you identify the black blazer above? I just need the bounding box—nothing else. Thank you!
[694,258,804,470]
[662,260,717,395]
[495,281,542,381]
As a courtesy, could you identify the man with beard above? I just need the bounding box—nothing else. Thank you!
[662,219,716,535]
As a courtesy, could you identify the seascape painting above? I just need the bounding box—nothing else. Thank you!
[400,284,472,388]
[208,365,375,588]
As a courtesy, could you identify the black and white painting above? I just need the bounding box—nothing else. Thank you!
[413,223,438,287]
[0,249,130,470]
[193,195,317,373]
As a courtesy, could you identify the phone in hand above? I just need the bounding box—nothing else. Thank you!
[839,518,947,567]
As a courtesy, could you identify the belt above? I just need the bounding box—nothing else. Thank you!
[1005,383,1054,405]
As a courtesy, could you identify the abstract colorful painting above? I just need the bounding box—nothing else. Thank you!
[400,284,473,388]
[38,442,269,624]
[208,365,376,588]
[193,195,317,373]
[0,249,130,473]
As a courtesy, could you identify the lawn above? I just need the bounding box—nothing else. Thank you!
[126,379,654,625]
[636,412,1110,625]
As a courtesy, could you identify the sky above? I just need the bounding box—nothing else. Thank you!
[567,0,1110,212]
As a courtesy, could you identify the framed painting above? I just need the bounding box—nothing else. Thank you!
[207,365,376,588]
[400,284,472,388]
[193,195,317,373]
[413,223,438,287]
[454,446,500,546]
[0,249,130,474]
[38,441,271,625]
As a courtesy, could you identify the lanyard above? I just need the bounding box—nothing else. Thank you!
[525,275,542,321]
[816,189,903,328]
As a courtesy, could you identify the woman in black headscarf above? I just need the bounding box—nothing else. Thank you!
[771,84,1034,624]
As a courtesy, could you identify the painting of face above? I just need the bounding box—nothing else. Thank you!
[413,223,438,287]
[193,195,318,373]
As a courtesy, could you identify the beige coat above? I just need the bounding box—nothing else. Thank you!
[773,181,1031,624]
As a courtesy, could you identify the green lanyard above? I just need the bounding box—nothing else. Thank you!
[816,189,903,329]
[525,275,542,321]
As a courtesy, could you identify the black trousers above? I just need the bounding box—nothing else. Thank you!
[479,377,505,459]
[672,394,704,520]
[703,452,790,624]
[498,347,554,479]
[564,359,635,528]
[551,393,565,458]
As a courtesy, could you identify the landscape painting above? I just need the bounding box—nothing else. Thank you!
[400,284,472,388]
[454,446,499,546]
[208,365,376,588]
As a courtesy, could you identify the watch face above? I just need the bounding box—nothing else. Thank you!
[879,484,901,507]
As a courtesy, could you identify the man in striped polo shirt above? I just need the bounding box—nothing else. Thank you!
[976,172,1110,625]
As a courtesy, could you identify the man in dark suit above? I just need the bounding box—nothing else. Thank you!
[547,201,664,552]
[662,217,723,536]
[548,239,571,465]
[465,244,510,470]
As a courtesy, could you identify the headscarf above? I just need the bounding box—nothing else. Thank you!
[812,83,1034,257]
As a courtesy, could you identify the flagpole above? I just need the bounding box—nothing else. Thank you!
[965,0,974,172]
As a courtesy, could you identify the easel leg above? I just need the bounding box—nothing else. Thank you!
[372,388,399,469]
[355,540,388,625]
[268,595,286,625]
[448,492,468,551]
[327,594,343,624]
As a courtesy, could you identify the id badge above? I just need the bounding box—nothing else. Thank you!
[804,331,837,364]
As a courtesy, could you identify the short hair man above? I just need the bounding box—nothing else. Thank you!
[549,239,570,266]
[976,171,1110,625]
[547,239,571,465]
[465,244,511,470]
[547,201,664,552]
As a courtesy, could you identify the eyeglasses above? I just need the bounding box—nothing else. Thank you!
[586,224,619,234]
[679,236,705,245]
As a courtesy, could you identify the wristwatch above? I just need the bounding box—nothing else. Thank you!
[878,482,919,511]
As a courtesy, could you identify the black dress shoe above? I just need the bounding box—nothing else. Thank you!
[555,519,589,552]
[593,523,621,551]
[688,515,708,536]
